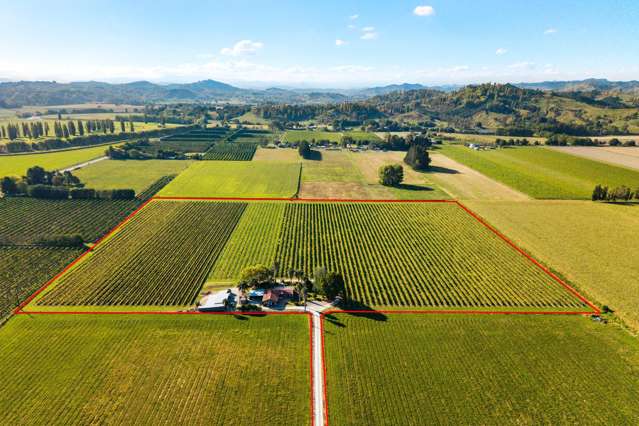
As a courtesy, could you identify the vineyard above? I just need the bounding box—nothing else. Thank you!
[203,143,258,161]
[274,202,585,309]
[0,198,140,245]
[0,247,81,320]
[0,314,310,425]
[136,174,176,200]
[155,127,232,153]
[209,203,285,282]
[324,314,639,425]
[37,200,246,306]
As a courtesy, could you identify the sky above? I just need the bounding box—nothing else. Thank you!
[1,0,638,88]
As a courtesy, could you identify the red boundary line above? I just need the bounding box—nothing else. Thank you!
[153,195,456,203]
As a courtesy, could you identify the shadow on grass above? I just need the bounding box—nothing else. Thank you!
[303,150,323,161]
[428,165,459,175]
[394,183,434,192]
[602,201,638,207]
[341,300,388,322]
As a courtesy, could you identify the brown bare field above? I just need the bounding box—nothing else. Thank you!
[437,132,547,145]
[548,146,639,170]
[426,153,531,200]
[252,147,300,162]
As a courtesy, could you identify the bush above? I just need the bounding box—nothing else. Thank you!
[69,188,96,199]
[27,184,69,199]
[378,164,404,187]
[404,144,431,170]
[96,189,135,200]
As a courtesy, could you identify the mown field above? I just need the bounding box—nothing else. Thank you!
[36,200,245,307]
[466,200,639,330]
[548,146,639,171]
[208,203,285,283]
[0,144,111,176]
[203,143,258,161]
[0,198,140,245]
[324,314,639,425]
[0,247,81,320]
[262,202,583,310]
[440,145,639,199]
[74,159,192,193]
[158,161,301,198]
[283,130,343,143]
[0,314,310,425]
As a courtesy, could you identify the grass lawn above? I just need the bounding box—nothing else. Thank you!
[466,200,639,330]
[158,161,301,198]
[0,314,310,425]
[440,145,639,199]
[342,130,382,142]
[74,159,193,193]
[324,314,639,425]
[0,145,112,177]
[283,130,343,143]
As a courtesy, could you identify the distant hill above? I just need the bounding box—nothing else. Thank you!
[515,78,639,93]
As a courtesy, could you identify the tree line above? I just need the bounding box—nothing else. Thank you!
[592,184,639,202]
[0,119,138,141]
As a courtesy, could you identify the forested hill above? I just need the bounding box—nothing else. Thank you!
[255,83,639,136]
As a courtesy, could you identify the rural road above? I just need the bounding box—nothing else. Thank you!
[62,156,108,172]
[312,311,325,426]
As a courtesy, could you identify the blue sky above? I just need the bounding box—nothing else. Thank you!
[1,0,638,88]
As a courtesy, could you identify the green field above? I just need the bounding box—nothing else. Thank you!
[466,200,639,330]
[209,203,285,282]
[440,145,639,199]
[203,143,258,161]
[74,159,192,193]
[0,145,111,177]
[0,198,140,245]
[0,314,310,425]
[325,314,639,425]
[342,130,382,143]
[283,130,343,143]
[158,161,301,198]
[0,247,81,320]
[36,200,245,307]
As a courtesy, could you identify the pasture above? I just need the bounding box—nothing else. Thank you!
[158,161,301,198]
[0,144,111,177]
[548,146,639,171]
[74,159,192,193]
[0,198,140,245]
[0,247,81,320]
[35,200,245,307]
[324,314,639,425]
[439,145,639,199]
[283,130,343,143]
[274,202,584,310]
[466,200,639,329]
[0,314,310,425]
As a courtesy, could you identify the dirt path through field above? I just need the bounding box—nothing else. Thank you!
[548,146,639,170]
[428,153,531,200]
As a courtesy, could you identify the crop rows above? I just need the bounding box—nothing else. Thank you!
[0,314,310,425]
[0,247,81,320]
[0,198,139,245]
[274,202,584,309]
[324,314,639,425]
[38,200,246,306]
[136,174,177,201]
[209,203,285,281]
[203,143,258,161]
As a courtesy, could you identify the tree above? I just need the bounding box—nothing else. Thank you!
[239,264,274,289]
[298,140,311,158]
[313,267,344,300]
[26,166,47,185]
[129,120,135,132]
[592,184,608,201]
[378,164,404,186]
[404,144,431,170]
[0,176,19,195]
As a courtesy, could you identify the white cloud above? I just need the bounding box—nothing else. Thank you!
[495,48,508,55]
[361,31,378,40]
[544,28,558,35]
[220,40,264,57]
[347,24,357,30]
[414,5,435,16]
[349,14,359,20]
[362,26,375,32]
[508,61,536,70]
[451,65,470,72]
[335,39,347,46]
